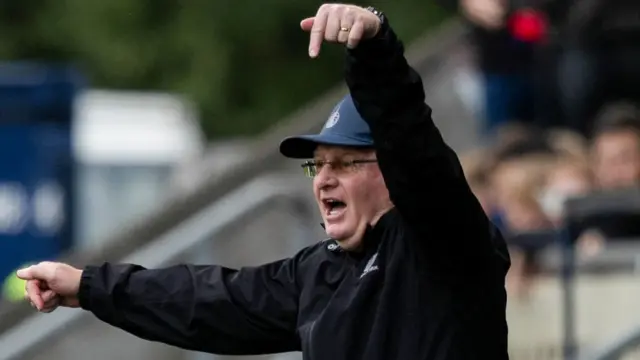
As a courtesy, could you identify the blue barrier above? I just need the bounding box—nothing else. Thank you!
[0,63,81,295]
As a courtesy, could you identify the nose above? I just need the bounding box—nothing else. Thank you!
[314,165,339,190]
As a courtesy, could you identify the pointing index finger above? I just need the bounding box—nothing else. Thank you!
[309,9,329,58]
[16,266,33,280]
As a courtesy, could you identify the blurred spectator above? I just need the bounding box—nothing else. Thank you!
[591,103,640,190]
[538,129,593,225]
[566,103,640,241]
[538,155,604,260]
[459,124,557,233]
[439,0,540,135]
[490,151,553,233]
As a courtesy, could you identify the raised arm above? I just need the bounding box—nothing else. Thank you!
[76,261,300,354]
[343,9,504,271]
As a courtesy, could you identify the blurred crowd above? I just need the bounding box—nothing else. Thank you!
[442,0,640,297]
[443,0,640,136]
[460,106,640,296]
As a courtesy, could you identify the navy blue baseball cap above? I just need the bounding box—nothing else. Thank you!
[279,94,374,159]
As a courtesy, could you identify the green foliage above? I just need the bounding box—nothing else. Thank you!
[0,1,450,139]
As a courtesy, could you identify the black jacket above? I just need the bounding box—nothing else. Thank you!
[78,15,511,360]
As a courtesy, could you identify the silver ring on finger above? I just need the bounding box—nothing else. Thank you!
[340,27,350,32]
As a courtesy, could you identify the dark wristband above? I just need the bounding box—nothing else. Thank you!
[364,7,389,41]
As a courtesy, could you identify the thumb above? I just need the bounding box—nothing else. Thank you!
[300,17,314,32]
[16,266,36,280]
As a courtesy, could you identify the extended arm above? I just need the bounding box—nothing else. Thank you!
[79,260,300,355]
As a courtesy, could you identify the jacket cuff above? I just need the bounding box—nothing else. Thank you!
[78,265,98,311]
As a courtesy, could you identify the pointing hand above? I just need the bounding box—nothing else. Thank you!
[301,4,382,58]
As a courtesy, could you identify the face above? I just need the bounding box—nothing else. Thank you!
[490,160,531,211]
[592,130,640,189]
[490,159,551,231]
[311,145,393,251]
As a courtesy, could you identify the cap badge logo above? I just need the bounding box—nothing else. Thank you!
[325,109,340,129]
[324,106,340,129]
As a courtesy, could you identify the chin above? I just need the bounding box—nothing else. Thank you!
[325,224,362,250]
[325,223,349,240]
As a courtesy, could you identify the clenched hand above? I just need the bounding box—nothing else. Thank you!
[302,4,382,58]
[17,261,83,313]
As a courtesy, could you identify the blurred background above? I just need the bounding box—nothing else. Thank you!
[0,0,639,360]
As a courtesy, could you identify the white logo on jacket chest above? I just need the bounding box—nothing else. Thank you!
[360,253,379,278]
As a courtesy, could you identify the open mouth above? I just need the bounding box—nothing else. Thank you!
[323,198,347,217]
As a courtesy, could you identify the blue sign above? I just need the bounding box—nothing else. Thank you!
[0,63,80,288]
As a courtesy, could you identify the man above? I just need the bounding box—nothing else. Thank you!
[585,103,640,240]
[591,103,640,190]
[19,4,510,359]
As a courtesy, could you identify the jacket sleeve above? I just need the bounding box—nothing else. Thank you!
[78,260,300,355]
[345,15,505,273]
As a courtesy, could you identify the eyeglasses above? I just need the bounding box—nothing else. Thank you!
[301,159,378,178]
